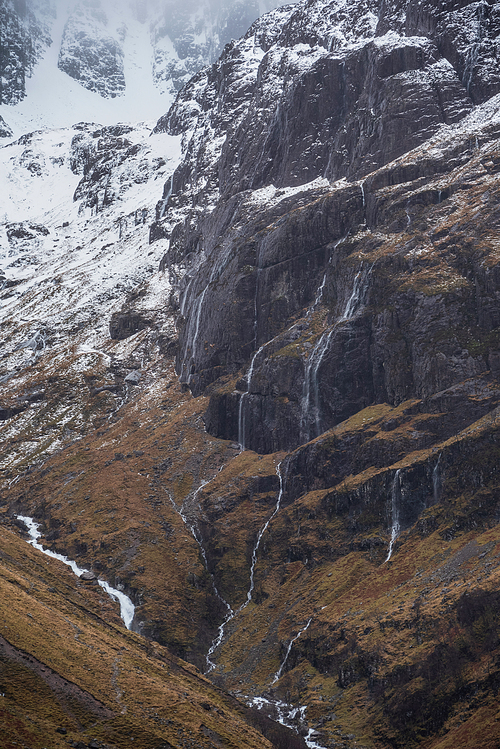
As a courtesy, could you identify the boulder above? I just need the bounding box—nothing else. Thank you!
[124,370,141,385]
[80,571,96,582]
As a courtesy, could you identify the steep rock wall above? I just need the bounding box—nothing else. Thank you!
[151,0,500,455]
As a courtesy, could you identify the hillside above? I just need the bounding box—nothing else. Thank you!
[1,0,500,747]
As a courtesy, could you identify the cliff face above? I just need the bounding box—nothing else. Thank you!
[2,1,500,748]
[0,0,53,105]
[153,0,500,454]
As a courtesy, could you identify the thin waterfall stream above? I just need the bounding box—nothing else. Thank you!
[385,469,401,562]
[272,617,313,684]
[17,515,136,630]
[162,471,235,673]
[433,453,442,503]
[238,330,285,449]
[302,262,373,441]
[205,460,286,671]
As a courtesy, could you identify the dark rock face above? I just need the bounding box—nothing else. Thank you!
[154,0,499,207]
[152,0,500,455]
[109,311,151,340]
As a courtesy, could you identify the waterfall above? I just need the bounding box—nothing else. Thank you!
[238,342,267,449]
[163,476,235,673]
[311,271,328,311]
[238,329,285,450]
[385,470,401,562]
[180,243,236,385]
[360,180,366,208]
[405,199,412,228]
[308,234,349,317]
[180,283,209,384]
[244,461,285,606]
[205,461,285,671]
[272,617,312,684]
[17,516,135,630]
[301,263,373,441]
[246,696,325,749]
[179,275,194,317]
[301,329,334,441]
[187,286,208,383]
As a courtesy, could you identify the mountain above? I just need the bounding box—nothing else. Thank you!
[2,0,500,748]
[0,0,293,136]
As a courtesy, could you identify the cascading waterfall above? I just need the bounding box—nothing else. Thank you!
[158,175,173,218]
[205,460,286,671]
[301,262,373,442]
[385,470,401,562]
[301,329,334,441]
[240,235,351,449]
[311,271,328,311]
[272,617,312,684]
[181,284,209,384]
[180,246,234,385]
[246,696,325,748]
[238,329,284,449]
[360,179,366,208]
[238,343,267,449]
[17,516,135,630]
[163,476,235,672]
[179,275,194,317]
[405,198,412,228]
[463,1,486,93]
[244,461,285,607]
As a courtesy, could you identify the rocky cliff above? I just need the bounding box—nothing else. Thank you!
[0,0,53,105]
[150,0,500,455]
[2,0,500,748]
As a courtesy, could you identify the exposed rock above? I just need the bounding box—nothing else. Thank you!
[58,3,125,99]
[0,0,52,104]
[124,370,141,385]
[2,2,500,749]
[109,311,151,340]
[6,222,50,242]
[0,116,13,138]
[158,0,500,454]
[80,571,96,582]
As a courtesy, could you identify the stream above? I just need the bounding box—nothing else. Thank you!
[17,515,136,630]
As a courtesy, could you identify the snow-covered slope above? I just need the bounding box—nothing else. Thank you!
[0,121,180,463]
[0,0,296,139]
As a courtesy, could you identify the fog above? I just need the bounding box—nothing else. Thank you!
[2,0,297,134]
[44,0,297,22]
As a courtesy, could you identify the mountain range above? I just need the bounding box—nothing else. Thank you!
[1,0,500,748]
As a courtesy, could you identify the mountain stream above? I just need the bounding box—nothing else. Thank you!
[17,515,135,630]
